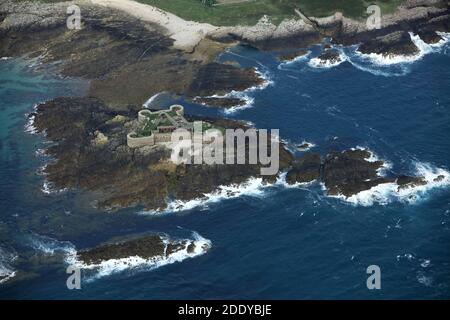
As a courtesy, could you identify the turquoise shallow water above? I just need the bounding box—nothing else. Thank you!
[1,38,450,299]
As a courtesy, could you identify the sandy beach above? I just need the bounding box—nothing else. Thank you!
[89,0,219,51]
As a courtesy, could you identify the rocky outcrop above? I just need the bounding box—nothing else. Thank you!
[286,153,321,184]
[32,97,293,210]
[209,15,321,51]
[277,49,309,62]
[358,31,419,57]
[77,235,166,265]
[396,175,427,191]
[194,97,246,109]
[210,0,449,55]
[315,49,343,65]
[285,149,437,199]
[187,62,264,97]
[417,29,444,43]
[77,233,209,266]
[322,149,394,197]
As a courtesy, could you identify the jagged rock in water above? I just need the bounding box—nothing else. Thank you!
[194,97,246,109]
[417,29,443,44]
[77,235,167,265]
[187,62,264,97]
[396,175,427,191]
[316,49,342,65]
[322,149,394,197]
[277,49,309,62]
[358,31,419,57]
[286,153,321,184]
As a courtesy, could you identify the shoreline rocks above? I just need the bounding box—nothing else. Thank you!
[285,149,436,199]
[314,49,343,66]
[357,31,420,57]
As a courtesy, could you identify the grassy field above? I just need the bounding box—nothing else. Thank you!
[137,0,405,25]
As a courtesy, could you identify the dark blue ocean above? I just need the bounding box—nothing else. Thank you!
[1,36,450,299]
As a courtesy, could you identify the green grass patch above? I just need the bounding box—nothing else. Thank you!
[137,0,405,25]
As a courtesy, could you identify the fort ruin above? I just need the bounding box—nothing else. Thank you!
[127,105,196,148]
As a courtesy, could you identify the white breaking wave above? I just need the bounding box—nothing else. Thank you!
[198,67,273,114]
[277,51,311,69]
[0,247,17,285]
[280,138,316,154]
[27,233,76,257]
[331,161,450,206]
[308,51,347,69]
[350,146,392,176]
[24,113,38,134]
[0,57,10,61]
[356,32,450,66]
[143,92,165,108]
[27,232,211,281]
[297,140,316,152]
[41,180,68,195]
[143,177,270,214]
[275,171,317,189]
[66,232,211,282]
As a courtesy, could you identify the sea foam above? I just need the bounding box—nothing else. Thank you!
[331,160,450,206]
[356,32,450,66]
[143,92,165,108]
[143,177,270,214]
[308,51,347,69]
[66,232,211,282]
[198,67,273,114]
[27,232,211,281]
[277,51,311,69]
[0,248,17,285]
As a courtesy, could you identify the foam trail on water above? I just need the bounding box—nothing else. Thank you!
[143,92,165,108]
[27,233,76,256]
[0,248,17,285]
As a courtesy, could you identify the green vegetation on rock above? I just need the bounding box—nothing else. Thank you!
[137,0,405,25]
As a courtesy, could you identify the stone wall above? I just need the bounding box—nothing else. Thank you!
[127,132,155,148]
